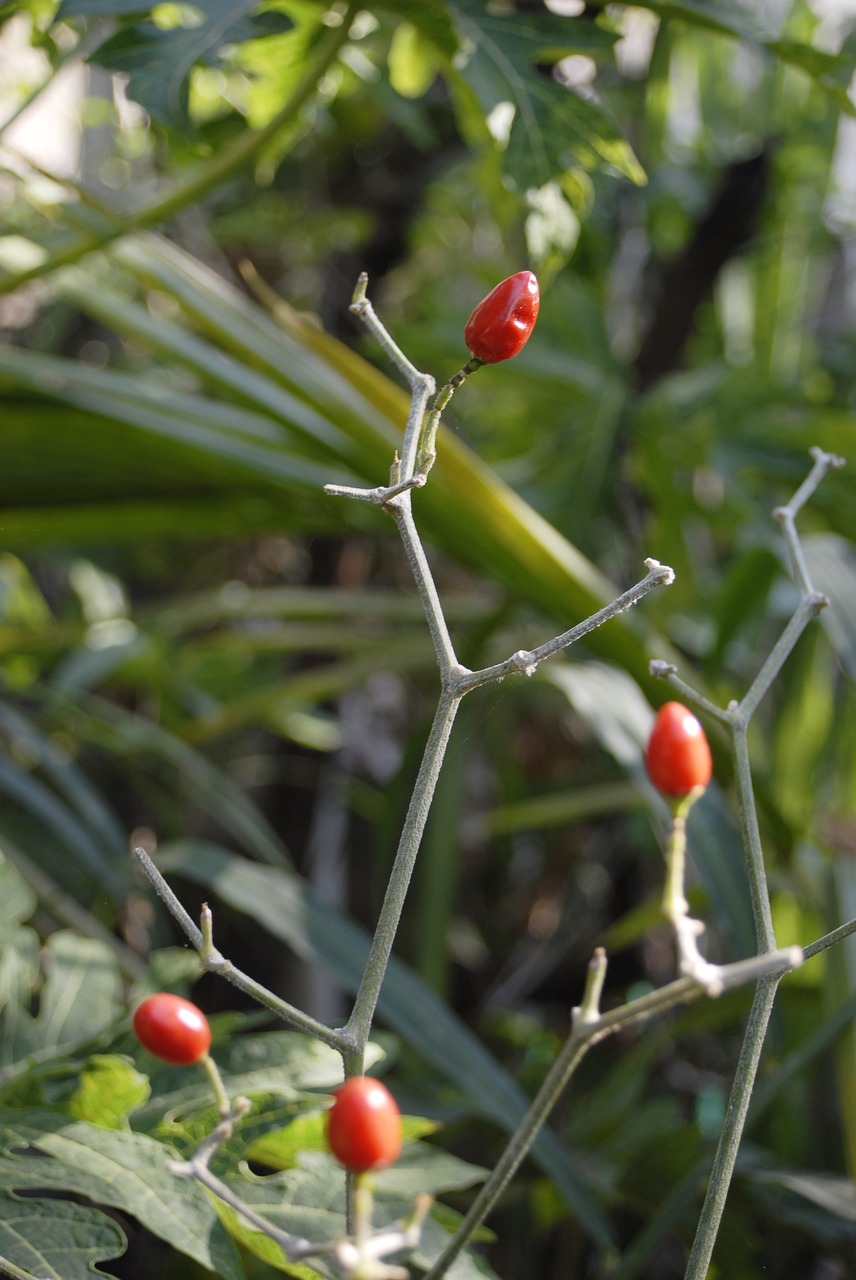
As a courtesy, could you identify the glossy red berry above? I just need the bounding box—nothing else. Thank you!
[645,702,713,797]
[464,270,540,363]
[132,993,211,1066]
[326,1076,402,1173]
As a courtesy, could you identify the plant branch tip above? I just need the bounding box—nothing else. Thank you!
[576,946,608,1024]
[351,273,369,308]
[324,476,426,505]
[809,445,845,470]
[644,557,675,585]
[649,659,677,678]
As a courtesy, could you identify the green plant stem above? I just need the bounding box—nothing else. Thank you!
[423,947,799,1280]
[0,837,145,980]
[347,277,436,483]
[459,559,674,693]
[393,499,461,673]
[773,447,845,589]
[727,727,776,955]
[133,847,345,1052]
[662,797,692,922]
[678,450,843,1279]
[0,1,360,295]
[200,1051,232,1117]
[648,662,733,725]
[344,686,463,1064]
[417,358,484,474]
[683,977,780,1280]
[737,592,828,724]
[423,1036,591,1280]
[803,915,856,959]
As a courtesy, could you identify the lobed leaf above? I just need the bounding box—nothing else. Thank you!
[0,1192,126,1280]
[0,1111,244,1279]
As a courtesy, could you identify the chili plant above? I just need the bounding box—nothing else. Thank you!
[126,275,850,1280]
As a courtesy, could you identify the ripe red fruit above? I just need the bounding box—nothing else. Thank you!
[645,702,713,797]
[132,993,211,1066]
[326,1076,402,1173]
[464,270,540,363]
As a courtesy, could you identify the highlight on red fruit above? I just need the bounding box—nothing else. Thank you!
[132,993,212,1066]
[326,1075,402,1173]
[645,701,713,798]
[464,270,540,363]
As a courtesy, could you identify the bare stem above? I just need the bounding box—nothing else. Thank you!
[345,688,463,1060]
[803,915,856,960]
[392,499,461,675]
[459,559,674,693]
[681,449,840,1278]
[133,848,346,1052]
[772,447,845,590]
[727,724,777,955]
[423,944,800,1280]
[661,790,727,994]
[346,274,436,483]
[737,592,828,723]
[416,358,484,475]
[167,1101,325,1260]
[684,978,780,1280]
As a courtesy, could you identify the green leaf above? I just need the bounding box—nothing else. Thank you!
[0,929,41,1070]
[0,849,36,932]
[0,1111,244,1280]
[0,753,127,903]
[0,1192,126,1280]
[375,0,460,60]
[0,703,127,862]
[373,1143,487,1198]
[446,0,645,187]
[621,0,776,42]
[484,779,644,837]
[68,1055,151,1130]
[0,932,123,1067]
[0,555,52,629]
[247,1111,329,1168]
[60,0,293,131]
[613,0,856,114]
[58,0,157,13]
[749,1167,856,1222]
[248,1111,480,1195]
[42,689,292,868]
[388,21,443,98]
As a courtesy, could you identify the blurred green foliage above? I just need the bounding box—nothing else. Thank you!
[0,1,855,1278]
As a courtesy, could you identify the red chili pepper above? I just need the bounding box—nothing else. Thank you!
[464,270,540,363]
[645,701,713,797]
[132,993,212,1065]
[326,1076,402,1172]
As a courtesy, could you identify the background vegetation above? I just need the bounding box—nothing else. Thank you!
[0,1,855,1278]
